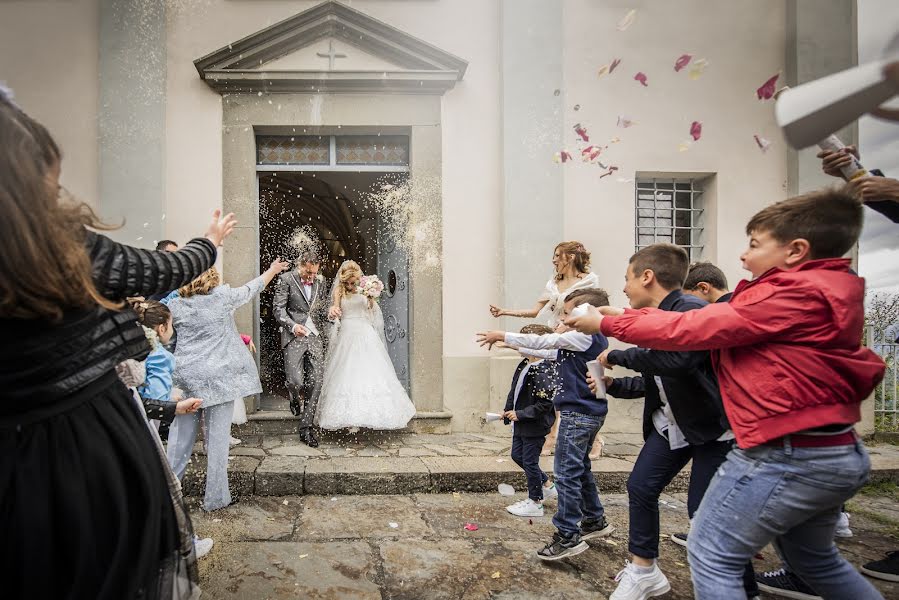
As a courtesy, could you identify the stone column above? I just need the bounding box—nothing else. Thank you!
[99,0,166,245]
[500,0,564,316]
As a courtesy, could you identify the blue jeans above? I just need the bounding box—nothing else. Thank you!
[511,435,548,501]
[552,411,606,537]
[687,438,882,600]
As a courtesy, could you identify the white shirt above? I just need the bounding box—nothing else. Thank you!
[504,330,593,362]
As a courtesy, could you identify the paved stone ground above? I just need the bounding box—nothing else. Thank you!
[191,490,899,599]
[181,431,899,497]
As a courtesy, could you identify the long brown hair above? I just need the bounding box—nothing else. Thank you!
[0,92,119,320]
[178,267,221,298]
[554,241,591,281]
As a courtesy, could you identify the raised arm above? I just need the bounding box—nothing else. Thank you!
[86,209,234,300]
[226,258,289,311]
[490,299,549,319]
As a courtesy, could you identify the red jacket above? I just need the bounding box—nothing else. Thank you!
[600,258,885,448]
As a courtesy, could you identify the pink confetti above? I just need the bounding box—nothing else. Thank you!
[634,72,648,87]
[757,73,779,100]
[690,121,702,141]
[674,54,692,72]
[581,145,602,162]
[609,58,621,73]
[464,523,479,531]
[552,150,573,164]
[574,123,590,142]
[753,134,772,152]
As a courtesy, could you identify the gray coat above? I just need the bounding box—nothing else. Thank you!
[272,271,331,349]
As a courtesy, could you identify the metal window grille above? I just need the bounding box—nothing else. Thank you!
[635,178,704,260]
[868,327,899,432]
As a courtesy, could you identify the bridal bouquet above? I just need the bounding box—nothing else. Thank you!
[358,275,385,300]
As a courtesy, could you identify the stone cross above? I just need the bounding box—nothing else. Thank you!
[316,40,347,70]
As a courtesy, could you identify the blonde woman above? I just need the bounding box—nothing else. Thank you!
[166,259,287,511]
[317,260,416,430]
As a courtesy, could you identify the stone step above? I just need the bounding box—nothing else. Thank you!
[180,450,899,499]
[236,409,454,435]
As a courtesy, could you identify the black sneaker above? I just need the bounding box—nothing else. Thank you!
[670,532,688,547]
[536,532,589,561]
[861,550,899,582]
[579,516,615,541]
[755,567,822,600]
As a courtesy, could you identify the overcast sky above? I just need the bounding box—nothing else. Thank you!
[858,0,899,295]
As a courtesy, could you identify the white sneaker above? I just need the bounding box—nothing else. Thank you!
[507,498,544,517]
[194,536,214,559]
[229,436,241,446]
[835,511,853,538]
[610,561,671,600]
[542,482,558,502]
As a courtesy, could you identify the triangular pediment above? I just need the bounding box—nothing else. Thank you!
[194,0,468,94]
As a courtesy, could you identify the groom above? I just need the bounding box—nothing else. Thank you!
[272,251,331,447]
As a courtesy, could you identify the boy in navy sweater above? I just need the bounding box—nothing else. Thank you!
[501,324,559,518]
[478,287,614,561]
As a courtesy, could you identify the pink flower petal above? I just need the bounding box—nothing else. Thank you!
[690,121,702,141]
[674,54,692,72]
[634,72,648,87]
[574,123,590,142]
[581,145,602,162]
[756,73,779,100]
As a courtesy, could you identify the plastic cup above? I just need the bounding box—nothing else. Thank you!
[586,360,606,399]
[485,412,504,423]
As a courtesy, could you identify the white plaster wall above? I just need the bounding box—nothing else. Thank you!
[562,0,789,306]
[0,0,100,208]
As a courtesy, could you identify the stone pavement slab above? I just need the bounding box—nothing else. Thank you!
[189,496,301,542]
[296,495,433,539]
[304,456,431,495]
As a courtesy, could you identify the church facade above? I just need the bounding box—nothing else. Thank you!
[0,0,862,433]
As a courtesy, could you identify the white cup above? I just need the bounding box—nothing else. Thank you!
[586,360,606,399]
[485,412,504,423]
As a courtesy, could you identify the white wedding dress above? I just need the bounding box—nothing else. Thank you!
[316,293,416,430]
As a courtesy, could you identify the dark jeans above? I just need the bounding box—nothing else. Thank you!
[628,429,758,596]
[511,435,548,501]
[552,411,606,538]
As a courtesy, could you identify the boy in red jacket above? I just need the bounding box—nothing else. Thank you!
[566,189,885,600]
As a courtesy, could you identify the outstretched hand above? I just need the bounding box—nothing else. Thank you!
[489,304,505,318]
[476,330,505,350]
[564,305,624,334]
[204,209,238,247]
[269,257,290,273]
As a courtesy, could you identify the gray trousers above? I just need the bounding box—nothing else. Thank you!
[283,334,325,430]
[167,401,233,511]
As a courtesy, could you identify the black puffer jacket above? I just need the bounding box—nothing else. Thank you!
[0,231,216,411]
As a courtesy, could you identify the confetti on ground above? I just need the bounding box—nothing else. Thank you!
[491,571,502,579]
[528,519,533,525]
[634,72,648,87]
[690,121,702,141]
[753,134,772,152]
[464,523,479,531]
[331,497,337,501]
[757,73,780,100]
[605,539,619,546]
[282,500,289,505]
[674,54,693,72]
[574,123,590,142]
[452,492,461,500]
[496,458,506,463]
[688,58,709,80]
[617,116,635,128]
[213,518,222,523]
[676,561,686,567]
[617,8,637,31]
[498,484,515,496]
[299,554,309,559]
[388,522,399,529]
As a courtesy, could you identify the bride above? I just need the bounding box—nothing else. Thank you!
[316,260,416,430]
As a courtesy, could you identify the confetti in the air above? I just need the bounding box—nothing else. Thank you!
[757,73,780,100]
[609,58,621,73]
[634,72,649,87]
[674,54,693,72]
[690,121,702,141]
[581,145,602,162]
[688,58,709,80]
[617,8,637,31]
[574,123,590,142]
[573,104,580,111]
[754,134,772,152]
[553,150,573,164]
[678,141,692,152]
[599,166,619,179]
[617,116,635,128]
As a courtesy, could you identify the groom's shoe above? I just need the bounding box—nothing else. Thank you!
[288,391,303,417]
[299,428,319,448]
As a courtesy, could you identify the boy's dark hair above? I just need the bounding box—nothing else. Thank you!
[628,244,689,290]
[155,240,177,251]
[520,324,554,335]
[745,187,863,259]
[565,288,610,308]
[684,262,728,291]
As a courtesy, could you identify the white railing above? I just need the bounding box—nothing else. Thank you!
[868,328,899,432]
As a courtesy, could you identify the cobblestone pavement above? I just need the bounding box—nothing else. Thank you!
[192,490,899,599]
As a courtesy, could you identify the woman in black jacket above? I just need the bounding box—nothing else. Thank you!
[0,91,235,598]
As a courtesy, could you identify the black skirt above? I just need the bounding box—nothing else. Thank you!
[0,373,182,599]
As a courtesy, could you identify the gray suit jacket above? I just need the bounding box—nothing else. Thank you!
[272,271,331,349]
